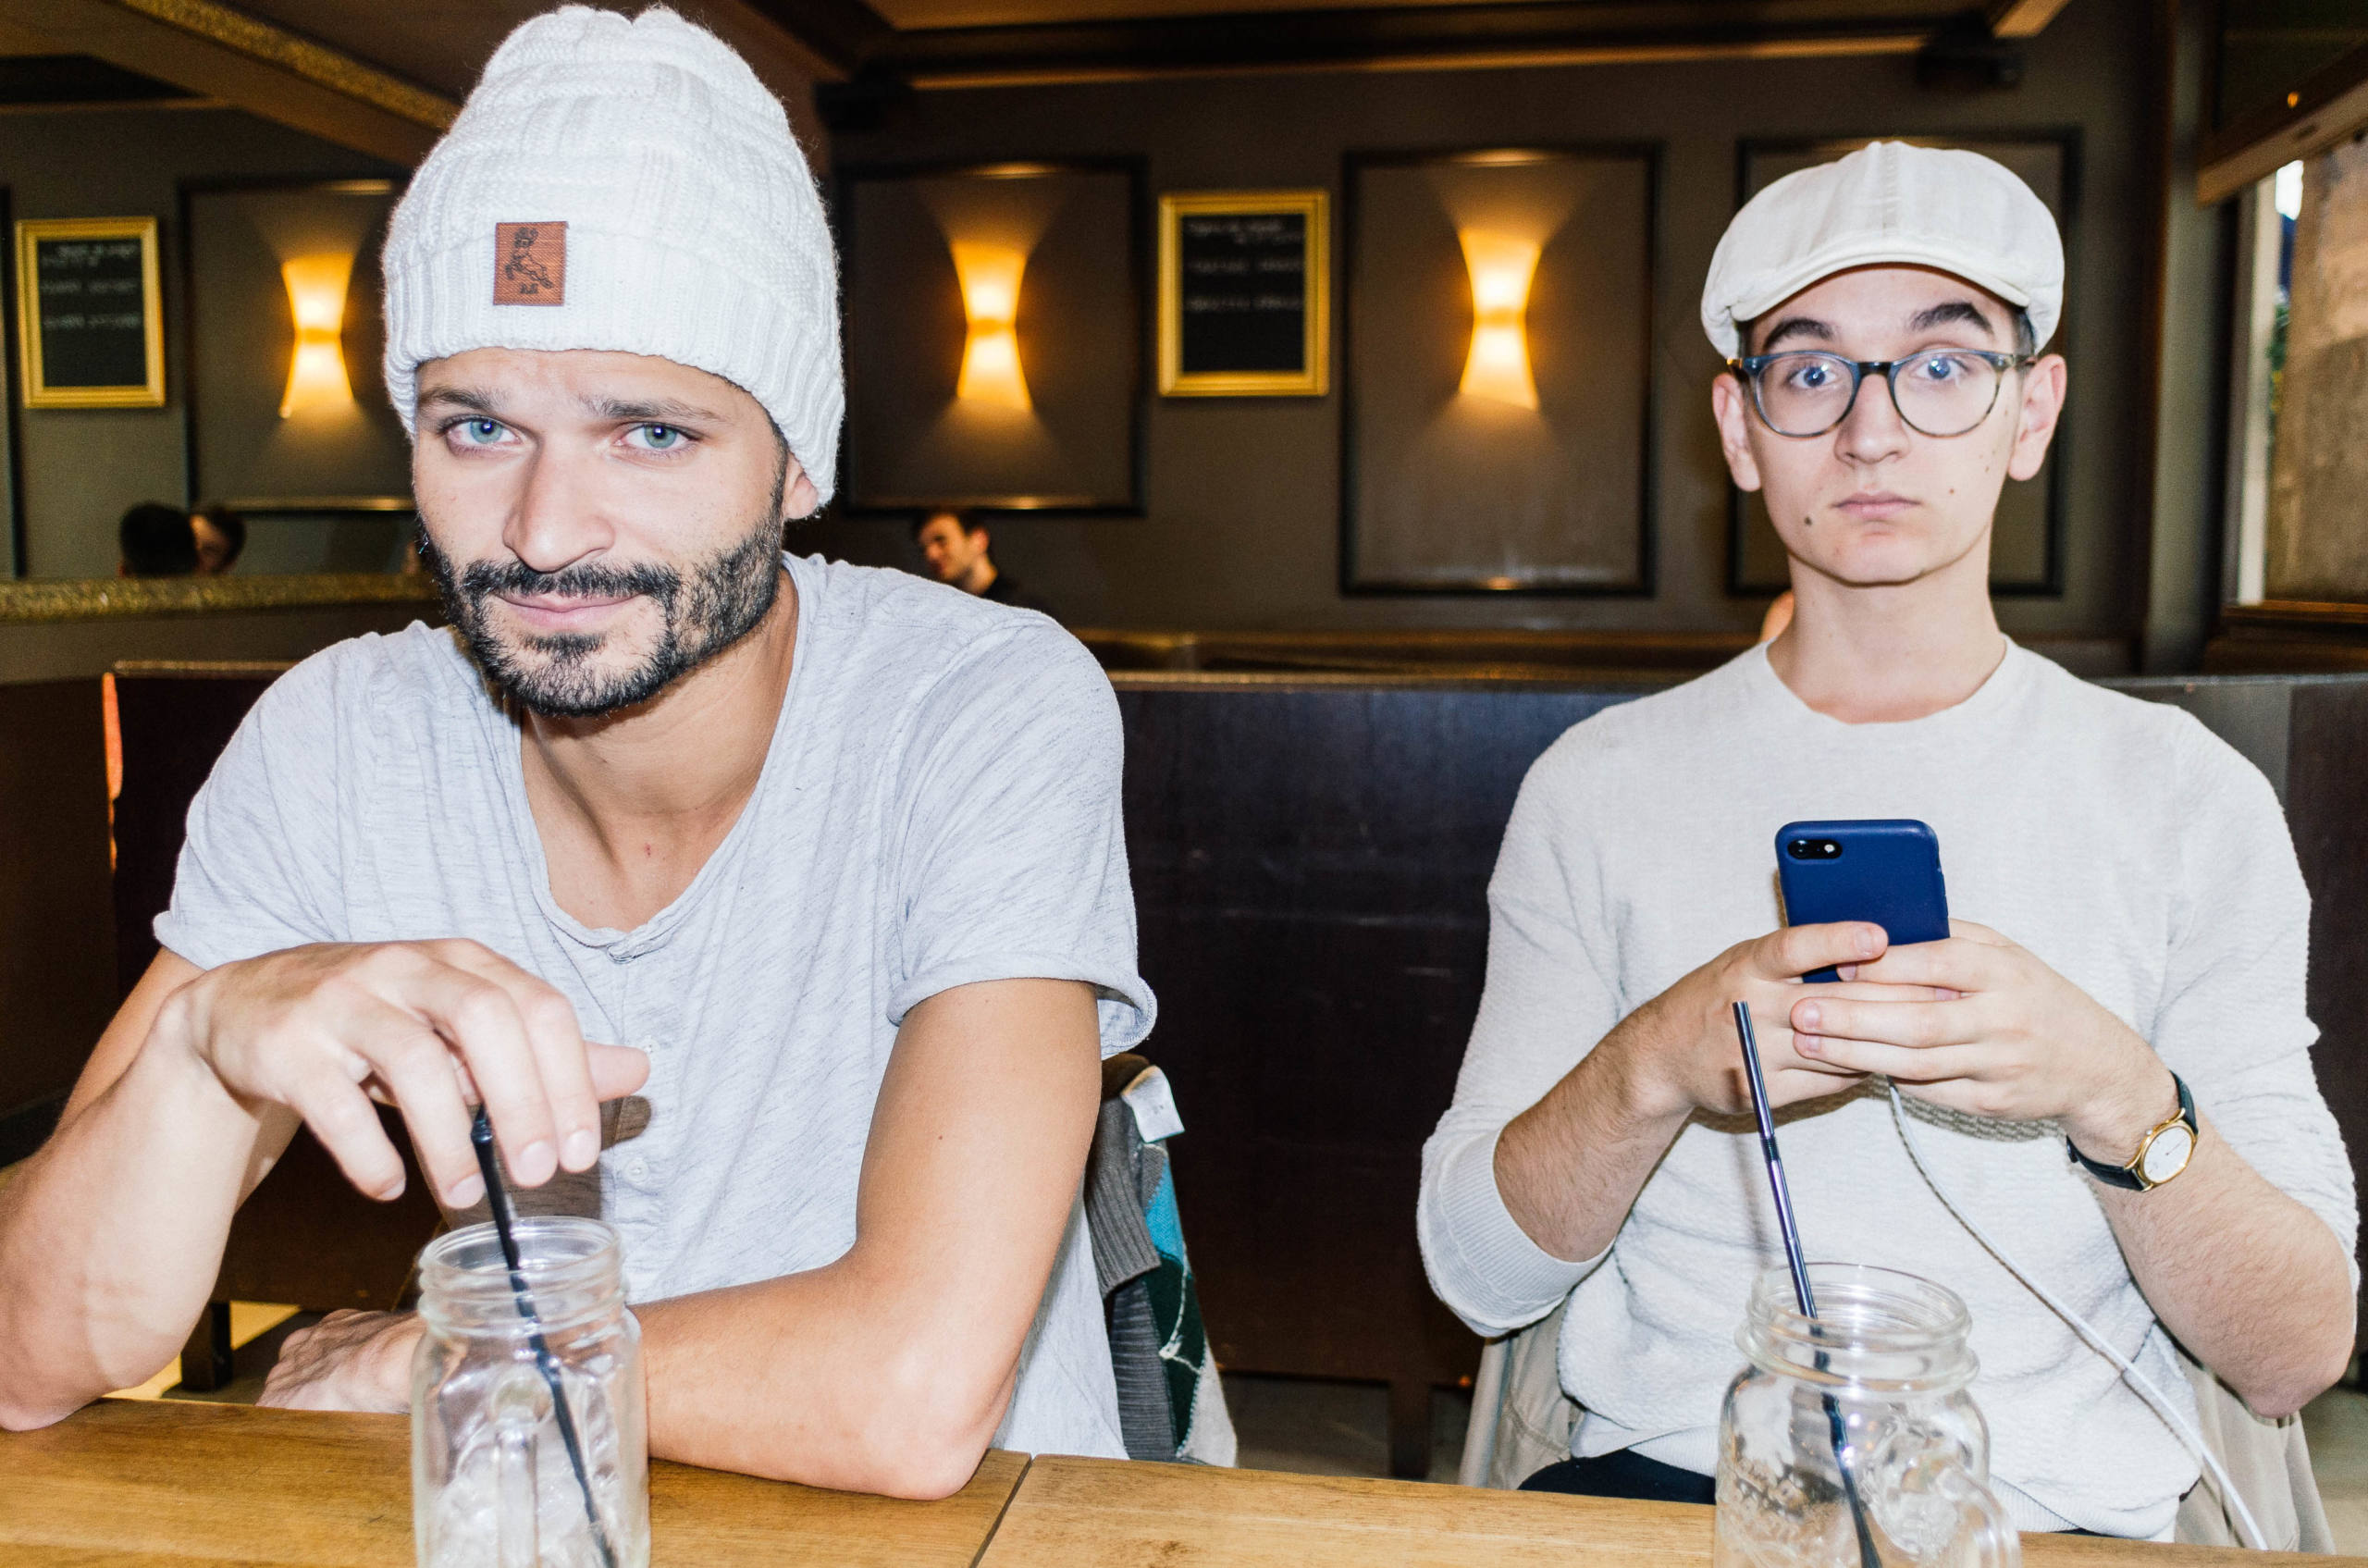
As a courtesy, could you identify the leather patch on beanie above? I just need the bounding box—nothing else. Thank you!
[494,222,566,304]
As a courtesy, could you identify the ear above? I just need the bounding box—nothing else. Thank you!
[2005,354,2068,483]
[782,463,821,522]
[1710,371,1763,493]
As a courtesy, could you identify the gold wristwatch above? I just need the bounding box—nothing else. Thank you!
[2067,1073,2196,1191]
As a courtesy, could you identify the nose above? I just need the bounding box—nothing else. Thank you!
[1832,367,1911,468]
[502,447,615,575]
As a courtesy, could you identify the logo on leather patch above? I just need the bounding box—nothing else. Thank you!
[494,222,565,304]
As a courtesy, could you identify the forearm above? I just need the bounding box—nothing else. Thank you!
[0,1031,271,1426]
[635,1252,1014,1499]
[2093,1112,2354,1419]
[1494,1012,1693,1264]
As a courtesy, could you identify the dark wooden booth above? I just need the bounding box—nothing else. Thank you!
[91,662,2368,1470]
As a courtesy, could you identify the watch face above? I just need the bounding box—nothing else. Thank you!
[2141,1124,2195,1185]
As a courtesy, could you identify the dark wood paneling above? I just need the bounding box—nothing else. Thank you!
[2286,680,2368,1348]
[1117,684,1642,1475]
[0,679,114,1150]
[112,671,440,1316]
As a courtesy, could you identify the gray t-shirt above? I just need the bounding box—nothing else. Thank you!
[156,551,1155,1459]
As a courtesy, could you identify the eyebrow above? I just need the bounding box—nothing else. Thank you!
[1906,299,2000,340]
[586,395,724,425]
[415,385,500,415]
[1755,315,1833,352]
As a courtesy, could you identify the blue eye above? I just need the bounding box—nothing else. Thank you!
[633,425,685,451]
[1918,354,1969,383]
[456,418,505,444]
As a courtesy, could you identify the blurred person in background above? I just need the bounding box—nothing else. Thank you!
[192,506,247,575]
[915,509,1051,615]
[117,503,198,577]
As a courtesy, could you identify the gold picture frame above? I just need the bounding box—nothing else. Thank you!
[1158,190,1328,398]
[16,216,166,409]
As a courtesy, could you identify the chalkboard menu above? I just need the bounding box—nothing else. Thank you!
[1159,191,1327,397]
[15,217,164,408]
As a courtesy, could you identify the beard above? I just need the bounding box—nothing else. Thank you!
[418,506,784,720]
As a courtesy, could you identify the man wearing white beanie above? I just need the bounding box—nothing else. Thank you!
[1421,141,2354,1537]
[0,6,1152,1496]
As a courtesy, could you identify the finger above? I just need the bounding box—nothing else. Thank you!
[589,1042,651,1102]
[282,1070,409,1201]
[1846,939,1998,991]
[1793,994,1979,1050]
[361,1023,488,1207]
[434,944,602,1173]
[1948,919,2012,946]
[1794,979,1962,1005]
[1754,921,1887,982]
[382,949,560,1188]
[1792,1033,1993,1083]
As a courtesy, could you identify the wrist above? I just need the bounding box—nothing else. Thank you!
[1594,1006,1695,1128]
[2061,1041,2177,1165]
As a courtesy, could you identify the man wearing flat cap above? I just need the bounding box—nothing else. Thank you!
[0,6,1154,1495]
[1421,141,2355,1537]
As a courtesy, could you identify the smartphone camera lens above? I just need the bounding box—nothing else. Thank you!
[1786,839,1812,859]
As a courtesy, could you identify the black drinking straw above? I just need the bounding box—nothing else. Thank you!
[1732,1002,1881,1568]
[471,1107,619,1568]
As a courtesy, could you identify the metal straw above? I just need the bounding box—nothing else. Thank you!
[471,1107,619,1568]
[1732,1002,1881,1568]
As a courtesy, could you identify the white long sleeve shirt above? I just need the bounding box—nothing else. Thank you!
[1417,642,2356,1537]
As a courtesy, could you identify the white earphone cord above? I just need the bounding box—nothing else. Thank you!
[1883,1082,2268,1551]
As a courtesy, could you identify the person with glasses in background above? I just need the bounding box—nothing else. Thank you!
[1419,142,2354,1537]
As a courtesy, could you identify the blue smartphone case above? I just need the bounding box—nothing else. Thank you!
[1774,819,1951,982]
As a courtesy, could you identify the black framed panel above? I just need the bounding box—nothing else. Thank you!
[836,157,1145,516]
[1724,132,2079,599]
[0,186,23,577]
[1341,143,1657,596]
[181,177,413,512]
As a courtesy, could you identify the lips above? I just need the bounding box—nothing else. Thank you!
[494,592,637,628]
[1835,492,1916,520]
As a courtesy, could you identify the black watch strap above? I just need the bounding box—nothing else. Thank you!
[2066,1072,2195,1190]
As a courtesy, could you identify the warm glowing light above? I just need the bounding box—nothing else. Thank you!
[951,241,1030,410]
[278,253,354,417]
[1457,230,1540,410]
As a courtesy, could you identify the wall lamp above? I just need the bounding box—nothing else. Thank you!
[951,241,1030,411]
[1457,229,1540,410]
[278,253,354,417]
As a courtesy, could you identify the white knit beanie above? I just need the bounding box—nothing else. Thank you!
[382,6,843,505]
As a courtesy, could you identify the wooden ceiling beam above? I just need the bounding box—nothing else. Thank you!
[0,0,450,162]
[859,1,1956,90]
[1986,0,2071,40]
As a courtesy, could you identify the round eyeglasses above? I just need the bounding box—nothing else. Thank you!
[1726,349,2032,438]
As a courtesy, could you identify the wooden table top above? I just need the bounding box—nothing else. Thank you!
[974,1455,2345,1568]
[0,1398,1028,1567]
[5,1401,2351,1567]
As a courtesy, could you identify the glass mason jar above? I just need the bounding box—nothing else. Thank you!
[413,1217,649,1568]
[1717,1263,2019,1568]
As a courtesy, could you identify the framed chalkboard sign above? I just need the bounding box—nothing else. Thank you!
[15,217,164,408]
[1158,190,1327,398]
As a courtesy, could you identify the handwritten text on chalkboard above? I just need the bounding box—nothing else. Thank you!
[1177,213,1308,376]
[34,236,152,390]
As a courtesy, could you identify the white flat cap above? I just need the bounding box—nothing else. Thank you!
[1700,140,2063,358]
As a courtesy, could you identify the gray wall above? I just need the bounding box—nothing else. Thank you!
[818,0,2157,657]
[1,106,398,579]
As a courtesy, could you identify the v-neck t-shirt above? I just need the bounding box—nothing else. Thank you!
[155,551,1155,1459]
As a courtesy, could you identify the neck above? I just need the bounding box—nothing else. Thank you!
[959,558,998,596]
[1766,542,2004,724]
[518,568,798,929]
